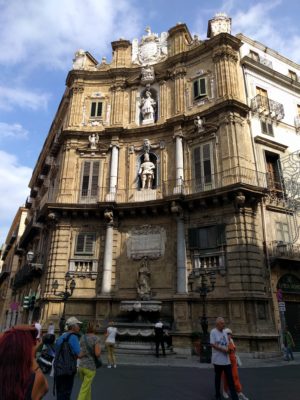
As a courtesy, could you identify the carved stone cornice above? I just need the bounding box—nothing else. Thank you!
[169,66,187,80]
[212,45,238,63]
[254,136,288,152]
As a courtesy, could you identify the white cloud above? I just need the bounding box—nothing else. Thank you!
[0,0,141,70]
[0,86,49,111]
[0,122,28,140]
[0,151,32,244]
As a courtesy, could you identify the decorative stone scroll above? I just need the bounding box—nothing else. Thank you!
[120,300,162,312]
[127,225,166,260]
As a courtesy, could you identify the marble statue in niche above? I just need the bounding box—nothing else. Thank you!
[140,90,156,124]
[88,133,99,149]
[139,153,156,189]
[137,256,151,300]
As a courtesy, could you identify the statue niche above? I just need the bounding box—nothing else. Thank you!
[140,88,157,125]
[138,152,157,190]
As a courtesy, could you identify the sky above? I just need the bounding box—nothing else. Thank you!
[1,0,300,245]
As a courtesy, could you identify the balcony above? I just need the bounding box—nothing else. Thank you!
[251,95,284,121]
[191,249,226,274]
[19,217,43,248]
[69,259,98,280]
[269,241,300,260]
[38,166,267,208]
[13,260,44,289]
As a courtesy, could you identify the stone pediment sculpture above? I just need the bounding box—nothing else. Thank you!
[194,116,204,133]
[139,152,155,189]
[141,65,155,85]
[88,133,99,150]
[132,27,168,66]
[140,90,156,124]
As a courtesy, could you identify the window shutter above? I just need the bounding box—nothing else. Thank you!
[91,162,99,196]
[267,122,273,136]
[81,161,91,196]
[199,78,207,96]
[76,233,85,253]
[193,80,199,99]
[194,147,202,186]
[85,233,95,254]
[188,228,199,248]
[203,144,212,184]
[91,102,96,117]
[96,102,103,117]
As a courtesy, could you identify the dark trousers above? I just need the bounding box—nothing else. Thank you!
[213,364,238,400]
[56,374,75,400]
[155,337,165,356]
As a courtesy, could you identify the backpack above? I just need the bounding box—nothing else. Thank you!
[53,333,77,376]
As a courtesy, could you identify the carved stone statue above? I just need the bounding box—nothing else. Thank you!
[141,90,156,124]
[137,257,151,300]
[73,49,86,70]
[89,133,99,150]
[194,116,204,133]
[139,153,155,189]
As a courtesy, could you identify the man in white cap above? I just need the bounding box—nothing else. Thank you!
[54,316,82,399]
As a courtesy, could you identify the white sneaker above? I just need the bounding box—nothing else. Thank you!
[107,365,112,368]
[113,364,117,368]
[238,393,249,400]
[222,390,229,399]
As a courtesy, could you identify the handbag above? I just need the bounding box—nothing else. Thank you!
[83,335,102,368]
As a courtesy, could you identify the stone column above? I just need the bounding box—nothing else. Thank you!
[173,127,184,192]
[109,144,119,194]
[129,87,137,124]
[173,68,186,115]
[101,211,114,294]
[69,85,84,127]
[212,45,239,99]
[111,83,125,125]
[159,80,167,121]
[171,202,187,294]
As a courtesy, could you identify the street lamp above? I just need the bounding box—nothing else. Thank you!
[189,268,216,363]
[52,272,76,335]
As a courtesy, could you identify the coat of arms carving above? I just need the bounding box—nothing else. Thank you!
[132,27,168,66]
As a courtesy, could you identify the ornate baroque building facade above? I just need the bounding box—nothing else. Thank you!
[1,14,300,352]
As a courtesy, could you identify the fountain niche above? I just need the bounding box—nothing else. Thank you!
[116,257,163,353]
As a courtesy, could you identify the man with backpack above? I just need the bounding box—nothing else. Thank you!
[54,316,82,399]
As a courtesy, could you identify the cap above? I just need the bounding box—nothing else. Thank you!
[66,316,82,326]
[224,328,232,334]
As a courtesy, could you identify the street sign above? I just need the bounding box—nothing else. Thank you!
[278,301,286,312]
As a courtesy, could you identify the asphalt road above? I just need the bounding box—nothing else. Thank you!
[45,365,300,400]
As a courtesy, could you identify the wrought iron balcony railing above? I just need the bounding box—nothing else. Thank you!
[269,241,300,260]
[251,94,284,121]
[13,260,44,288]
[37,166,268,207]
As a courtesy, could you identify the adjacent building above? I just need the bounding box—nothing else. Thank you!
[1,13,299,352]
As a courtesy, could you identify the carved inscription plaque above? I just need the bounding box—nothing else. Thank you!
[127,225,166,260]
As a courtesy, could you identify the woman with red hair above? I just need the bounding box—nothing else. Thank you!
[0,325,48,400]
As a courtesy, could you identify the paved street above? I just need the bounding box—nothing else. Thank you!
[44,362,300,400]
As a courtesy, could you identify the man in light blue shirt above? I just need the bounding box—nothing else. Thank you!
[210,317,238,400]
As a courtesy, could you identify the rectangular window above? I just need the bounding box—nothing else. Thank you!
[75,233,95,255]
[81,161,100,198]
[90,101,103,118]
[193,143,213,190]
[288,70,298,81]
[265,152,281,192]
[188,225,226,250]
[260,120,273,136]
[193,77,207,100]
[297,105,300,116]
[275,222,290,243]
[249,50,259,62]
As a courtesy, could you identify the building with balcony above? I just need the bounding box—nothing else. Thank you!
[5,13,300,352]
[0,207,28,330]
[239,33,300,350]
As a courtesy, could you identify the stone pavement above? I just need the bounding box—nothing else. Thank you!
[111,351,300,369]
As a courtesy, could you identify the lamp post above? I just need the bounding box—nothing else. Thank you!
[189,268,216,363]
[52,272,76,335]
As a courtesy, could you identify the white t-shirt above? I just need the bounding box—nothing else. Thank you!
[47,324,55,335]
[210,328,230,365]
[106,326,117,344]
[34,322,42,339]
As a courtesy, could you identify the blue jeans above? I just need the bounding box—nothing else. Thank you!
[284,346,294,360]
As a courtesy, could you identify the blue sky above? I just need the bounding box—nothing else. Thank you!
[1,0,300,244]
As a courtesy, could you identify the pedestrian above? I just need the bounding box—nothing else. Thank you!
[222,328,249,400]
[0,324,48,399]
[154,319,166,357]
[54,316,82,399]
[210,317,239,400]
[77,322,101,400]
[105,321,117,368]
[283,327,295,361]
[33,319,42,342]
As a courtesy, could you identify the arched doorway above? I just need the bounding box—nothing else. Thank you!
[277,274,300,351]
